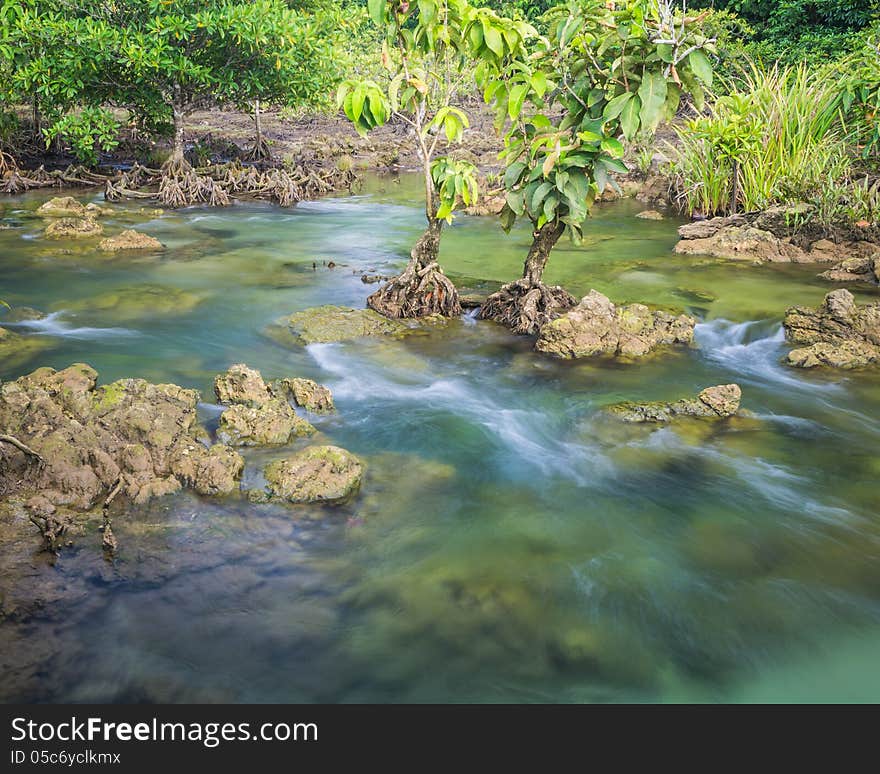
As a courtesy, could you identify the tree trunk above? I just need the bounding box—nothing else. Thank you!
[166,83,188,172]
[479,220,575,335]
[366,166,461,319]
[523,221,565,284]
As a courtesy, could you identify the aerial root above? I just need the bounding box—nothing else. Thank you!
[367,260,462,319]
[479,279,577,335]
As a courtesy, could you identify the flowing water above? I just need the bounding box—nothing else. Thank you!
[1,175,879,703]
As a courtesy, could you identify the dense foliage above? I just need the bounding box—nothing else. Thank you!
[0,0,346,164]
[689,0,880,65]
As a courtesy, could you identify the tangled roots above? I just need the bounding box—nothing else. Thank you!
[479,279,576,335]
[367,260,462,319]
[106,160,355,208]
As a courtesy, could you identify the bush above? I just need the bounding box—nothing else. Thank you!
[670,63,854,220]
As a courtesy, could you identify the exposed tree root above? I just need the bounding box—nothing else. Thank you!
[367,259,462,318]
[245,135,272,162]
[107,160,355,208]
[28,513,67,554]
[479,279,577,335]
[0,434,44,466]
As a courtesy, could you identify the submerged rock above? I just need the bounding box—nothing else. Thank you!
[783,289,880,369]
[36,197,87,218]
[58,285,203,321]
[0,306,46,323]
[270,377,335,414]
[268,305,410,345]
[635,209,664,220]
[217,400,315,447]
[98,230,163,251]
[535,290,694,360]
[260,446,362,505]
[607,384,742,423]
[0,364,244,518]
[44,217,103,240]
[0,327,54,371]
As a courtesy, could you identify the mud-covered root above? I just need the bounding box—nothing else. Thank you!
[479,279,577,335]
[367,260,462,319]
[0,434,44,466]
[28,513,68,554]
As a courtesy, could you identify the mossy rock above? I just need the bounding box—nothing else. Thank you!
[44,217,103,240]
[260,445,362,505]
[267,305,411,346]
[0,327,55,372]
[55,285,205,322]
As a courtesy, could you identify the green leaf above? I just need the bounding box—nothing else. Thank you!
[483,22,503,58]
[688,50,713,87]
[499,203,516,232]
[657,43,674,63]
[530,181,553,214]
[600,137,624,158]
[506,189,525,214]
[620,94,641,140]
[503,161,527,189]
[367,0,385,26]
[637,70,667,133]
[508,83,528,120]
[603,92,632,122]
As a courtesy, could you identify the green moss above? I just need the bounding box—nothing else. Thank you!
[92,380,129,412]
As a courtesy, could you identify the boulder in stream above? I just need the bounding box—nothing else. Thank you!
[270,377,335,414]
[535,290,694,360]
[57,285,203,322]
[606,384,742,423]
[44,217,103,240]
[36,197,88,218]
[214,363,272,407]
[217,400,315,447]
[98,230,163,251]
[259,446,363,505]
[783,289,880,369]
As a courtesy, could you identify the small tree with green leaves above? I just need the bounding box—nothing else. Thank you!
[336,0,533,319]
[478,0,716,334]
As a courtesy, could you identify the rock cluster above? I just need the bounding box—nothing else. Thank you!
[783,289,880,369]
[606,384,742,423]
[0,364,244,515]
[213,364,316,447]
[535,290,695,360]
[674,207,880,264]
[818,248,880,285]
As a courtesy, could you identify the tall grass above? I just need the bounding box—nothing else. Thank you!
[670,62,858,221]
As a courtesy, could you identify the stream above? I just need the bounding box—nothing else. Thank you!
[1,174,879,702]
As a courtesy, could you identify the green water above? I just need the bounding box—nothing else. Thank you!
[1,176,880,703]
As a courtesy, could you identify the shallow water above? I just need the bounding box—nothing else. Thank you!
[2,176,880,703]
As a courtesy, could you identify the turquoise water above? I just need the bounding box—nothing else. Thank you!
[1,176,879,703]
